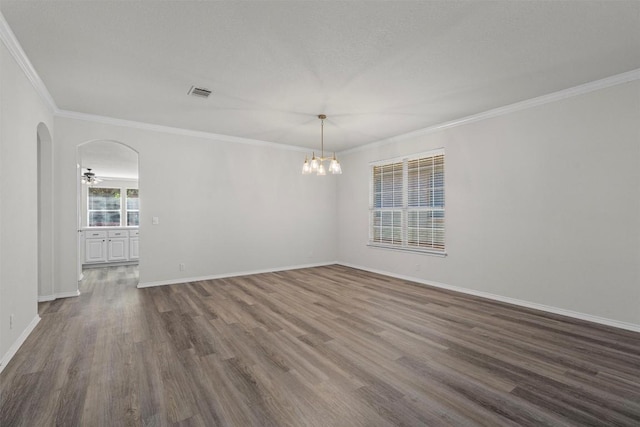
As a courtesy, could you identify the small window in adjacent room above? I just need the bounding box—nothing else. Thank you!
[126,189,139,226]
[369,149,445,254]
[88,188,121,227]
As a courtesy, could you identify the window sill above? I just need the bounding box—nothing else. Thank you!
[367,243,447,257]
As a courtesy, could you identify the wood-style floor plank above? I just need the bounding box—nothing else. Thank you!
[1,264,639,426]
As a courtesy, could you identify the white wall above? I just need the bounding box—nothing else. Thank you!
[53,117,338,292]
[37,124,54,300]
[338,80,640,328]
[0,40,54,365]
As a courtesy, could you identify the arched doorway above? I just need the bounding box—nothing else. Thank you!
[37,123,54,301]
[76,140,140,286]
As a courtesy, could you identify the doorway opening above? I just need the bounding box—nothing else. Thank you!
[77,141,140,287]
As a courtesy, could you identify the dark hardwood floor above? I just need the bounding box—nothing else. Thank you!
[1,264,639,426]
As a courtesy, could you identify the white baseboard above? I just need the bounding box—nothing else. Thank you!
[37,290,81,302]
[56,290,81,299]
[0,315,41,374]
[82,261,138,270]
[137,261,338,288]
[337,262,640,333]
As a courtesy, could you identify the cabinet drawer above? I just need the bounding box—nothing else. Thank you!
[129,230,139,237]
[85,230,107,239]
[108,230,128,238]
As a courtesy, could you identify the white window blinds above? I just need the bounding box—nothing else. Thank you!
[371,161,403,245]
[407,154,445,251]
[370,150,445,253]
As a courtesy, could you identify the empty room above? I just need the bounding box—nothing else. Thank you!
[1,1,639,426]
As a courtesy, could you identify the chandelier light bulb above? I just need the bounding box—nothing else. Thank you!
[317,163,326,176]
[302,157,311,174]
[330,159,342,174]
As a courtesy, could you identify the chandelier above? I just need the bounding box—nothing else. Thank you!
[81,168,102,185]
[302,114,342,175]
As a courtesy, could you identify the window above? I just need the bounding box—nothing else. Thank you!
[88,188,121,227]
[126,189,139,226]
[87,186,139,227]
[370,150,445,253]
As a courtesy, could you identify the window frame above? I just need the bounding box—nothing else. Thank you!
[368,149,446,256]
[125,188,140,227]
[87,187,122,227]
[86,185,139,228]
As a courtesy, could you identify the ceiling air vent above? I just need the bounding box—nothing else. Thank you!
[187,86,212,98]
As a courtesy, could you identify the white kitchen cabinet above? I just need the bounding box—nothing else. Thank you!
[83,228,138,265]
[85,231,107,263]
[108,238,129,261]
[129,229,139,260]
[107,230,129,261]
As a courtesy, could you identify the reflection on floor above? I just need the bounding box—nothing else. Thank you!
[82,264,139,290]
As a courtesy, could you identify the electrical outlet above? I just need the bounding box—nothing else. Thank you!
[179,263,185,271]
[9,314,14,329]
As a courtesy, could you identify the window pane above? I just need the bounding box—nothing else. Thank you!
[127,211,139,226]
[373,162,403,208]
[88,187,122,227]
[407,209,445,249]
[370,210,402,246]
[373,211,381,226]
[408,155,445,208]
[89,211,120,227]
[89,188,121,210]
[381,211,393,226]
[126,189,139,210]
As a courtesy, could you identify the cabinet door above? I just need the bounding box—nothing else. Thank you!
[108,237,129,261]
[85,238,107,263]
[129,237,139,260]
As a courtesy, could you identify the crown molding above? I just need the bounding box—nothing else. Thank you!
[339,68,640,156]
[0,11,57,112]
[55,109,310,153]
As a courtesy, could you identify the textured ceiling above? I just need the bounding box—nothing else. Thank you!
[2,1,639,152]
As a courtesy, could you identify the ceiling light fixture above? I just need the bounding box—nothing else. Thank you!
[302,114,342,176]
[81,168,102,186]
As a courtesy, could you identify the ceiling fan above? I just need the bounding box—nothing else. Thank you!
[81,168,102,185]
